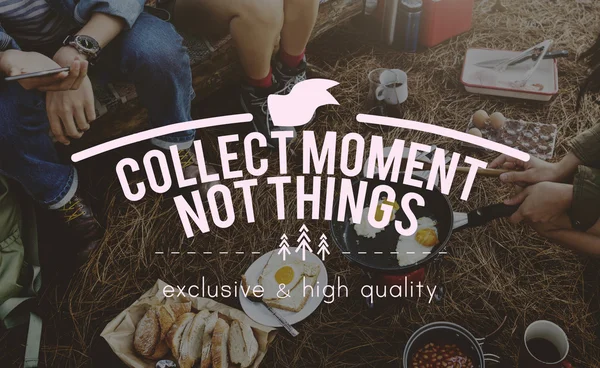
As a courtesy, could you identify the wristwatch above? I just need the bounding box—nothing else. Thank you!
[62,34,101,64]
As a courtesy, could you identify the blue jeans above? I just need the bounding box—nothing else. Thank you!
[0,13,195,208]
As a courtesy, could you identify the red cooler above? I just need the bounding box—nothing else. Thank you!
[419,0,474,48]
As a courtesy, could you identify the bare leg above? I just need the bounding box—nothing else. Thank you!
[174,0,284,80]
[280,0,320,56]
[531,214,600,256]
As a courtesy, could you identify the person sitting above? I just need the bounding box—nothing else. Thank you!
[0,0,217,264]
[489,34,600,256]
[172,0,321,148]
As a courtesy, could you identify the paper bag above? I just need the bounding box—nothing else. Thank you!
[101,279,277,368]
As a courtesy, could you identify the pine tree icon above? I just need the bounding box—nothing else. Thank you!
[316,234,330,261]
[296,224,312,261]
[277,233,291,261]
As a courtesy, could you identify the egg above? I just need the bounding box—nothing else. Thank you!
[468,128,483,137]
[472,110,489,128]
[490,112,506,130]
[396,217,439,266]
[261,258,304,300]
[354,198,399,238]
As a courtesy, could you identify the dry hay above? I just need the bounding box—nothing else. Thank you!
[3,0,600,367]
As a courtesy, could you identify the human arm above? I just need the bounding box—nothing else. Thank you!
[47,13,127,144]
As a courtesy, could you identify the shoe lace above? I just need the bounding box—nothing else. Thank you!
[249,83,288,120]
[179,149,195,169]
[59,200,84,223]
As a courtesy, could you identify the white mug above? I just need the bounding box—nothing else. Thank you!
[375,69,408,105]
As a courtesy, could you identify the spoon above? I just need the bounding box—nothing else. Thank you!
[246,294,299,337]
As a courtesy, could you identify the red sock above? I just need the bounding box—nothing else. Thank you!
[279,49,305,68]
[246,68,273,88]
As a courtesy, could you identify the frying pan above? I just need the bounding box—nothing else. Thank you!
[330,178,518,274]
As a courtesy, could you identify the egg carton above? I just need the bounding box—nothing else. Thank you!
[465,118,558,160]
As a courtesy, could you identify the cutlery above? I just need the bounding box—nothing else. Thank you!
[247,293,299,337]
[475,49,568,69]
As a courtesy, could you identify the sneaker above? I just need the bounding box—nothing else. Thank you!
[53,192,103,265]
[240,76,296,149]
[274,55,308,94]
[274,56,315,126]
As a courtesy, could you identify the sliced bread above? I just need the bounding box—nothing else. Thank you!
[166,312,195,359]
[200,312,219,368]
[133,306,160,357]
[211,318,230,368]
[179,312,207,368]
[228,320,258,368]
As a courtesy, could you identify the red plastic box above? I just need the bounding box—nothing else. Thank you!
[419,0,474,48]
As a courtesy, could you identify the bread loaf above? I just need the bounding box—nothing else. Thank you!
[211,319,230,368]
[133,306,160,357]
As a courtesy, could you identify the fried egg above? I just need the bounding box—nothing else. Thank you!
[260,256,305,300]
[396,217,439,266]
[353,198,399,238]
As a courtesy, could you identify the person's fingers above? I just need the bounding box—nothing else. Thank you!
[489,154,508,168]
[70,59,88,90]
[509,209,525,224]
[504,189,529,206]
[59,59,80,90]
[74,106,89,132]
[499,169,536,184]
[501,161,518,170]
[60,110,83,139]
[84,99,96,124]
[47,110,69,145]
[27,72,69,91]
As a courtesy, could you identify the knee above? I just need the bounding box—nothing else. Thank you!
[0,84,47,142]
[122,15,191,76]
[240,0,284,29]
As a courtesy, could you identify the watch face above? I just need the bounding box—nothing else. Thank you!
[75,35,100,53]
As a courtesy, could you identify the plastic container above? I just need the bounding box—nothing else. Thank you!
[420,0,474,48]
[461,48,559,101]
[393,0,422,52]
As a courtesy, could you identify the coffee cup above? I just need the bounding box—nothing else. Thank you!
[518,320,572,368]
[368,68,408,107]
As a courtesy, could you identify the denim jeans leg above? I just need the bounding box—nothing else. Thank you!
[0,82,77,208]
[94,13,196,150]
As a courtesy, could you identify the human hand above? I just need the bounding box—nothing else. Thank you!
[53,46,89,90]
[489,154,563,186]
[0,50,73,91]
[46,76,96,145]
[504,182,573,224]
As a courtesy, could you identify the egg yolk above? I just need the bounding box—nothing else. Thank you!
[274,266,295,285]
[415,228,438,247]
[374,200,400,222]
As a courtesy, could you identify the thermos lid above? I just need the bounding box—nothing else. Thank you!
[400,0,423,10]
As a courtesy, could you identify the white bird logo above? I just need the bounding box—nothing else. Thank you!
[268,79,340,127]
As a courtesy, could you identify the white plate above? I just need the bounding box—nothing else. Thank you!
[239,247,328,327]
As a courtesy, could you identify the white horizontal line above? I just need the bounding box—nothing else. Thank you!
[358,251,367,255]
[219,252,229,255]
[235,252,244,255]
[439,252,448,254]
[422,252,431,254]
[406,252,416,254]
[187,252,196,255]
[155,251,164,255]
[171,252,180,255]
[203,252,212,255]
[390,251,399,255]
[373,251,383,255]
[251,252,261,255]
[342,252,351,254]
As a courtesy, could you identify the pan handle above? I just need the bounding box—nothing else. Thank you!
[466,203,519,228]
